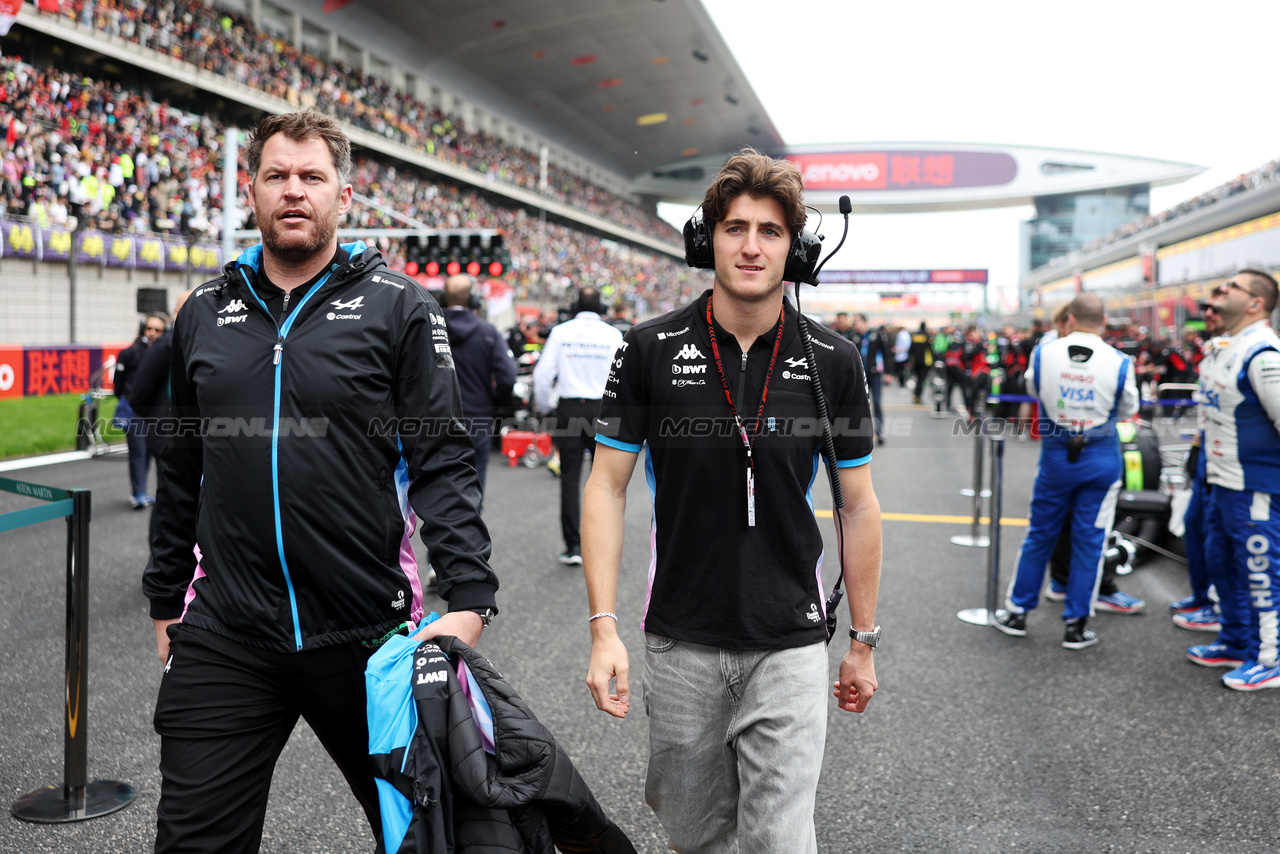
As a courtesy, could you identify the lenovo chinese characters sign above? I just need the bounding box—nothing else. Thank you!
[787,151,1017,192]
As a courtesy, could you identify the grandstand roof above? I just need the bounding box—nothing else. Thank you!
[340,0,784,179]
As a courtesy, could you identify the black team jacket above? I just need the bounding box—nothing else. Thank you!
[144,242,498,652]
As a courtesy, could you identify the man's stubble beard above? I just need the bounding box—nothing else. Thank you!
[258,194,342,266]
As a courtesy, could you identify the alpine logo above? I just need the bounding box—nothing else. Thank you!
[672,364,707,375]
[328,293,364,320]
[331,296,365,312]
[675,343,705,360]
[785,356,809,369]
[219,299,248,314]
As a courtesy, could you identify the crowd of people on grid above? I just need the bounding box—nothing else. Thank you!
[825,310,1224,423]
[34,0,680,242]
[0,54,702,310]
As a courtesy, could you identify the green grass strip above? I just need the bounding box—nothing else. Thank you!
[0,394,125,460]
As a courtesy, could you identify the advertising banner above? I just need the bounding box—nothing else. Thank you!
[788,151,1017,192]
[106,234,134,268]
[24,347,97,396]
[136,236,165,270]
[77,230,108,266]
[0,346,23,400]
[42,226,74,261]
[164,240,188,273]
[2,220,40,260]
[818,269,989,285]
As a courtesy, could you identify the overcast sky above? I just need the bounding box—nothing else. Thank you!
[658,0,1280,291]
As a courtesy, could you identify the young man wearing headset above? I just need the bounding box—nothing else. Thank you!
[580,149,883,853]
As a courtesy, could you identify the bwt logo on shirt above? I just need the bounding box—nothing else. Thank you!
[672,364,707,375]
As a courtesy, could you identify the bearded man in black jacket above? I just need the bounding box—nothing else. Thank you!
[144,110,499,854]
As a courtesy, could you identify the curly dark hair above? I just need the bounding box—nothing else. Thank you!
[700,148,806,239]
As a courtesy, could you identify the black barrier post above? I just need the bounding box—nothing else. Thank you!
[958,434,1006,626]
[4,478,135,823]
[951,417,989,548]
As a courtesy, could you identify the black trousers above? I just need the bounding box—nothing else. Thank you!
[1049,509,1119,597]
[153,624,381,854]
[554,398,600,550]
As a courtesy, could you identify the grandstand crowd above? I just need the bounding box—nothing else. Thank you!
[1067,157,1280,259]
[0,51,703,312]
[32,0,681,243]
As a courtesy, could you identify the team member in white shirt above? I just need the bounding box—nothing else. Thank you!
[533,287,623,564]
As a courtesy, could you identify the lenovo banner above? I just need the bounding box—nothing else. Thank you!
[818,270,988,285]
[787,151,1017,192]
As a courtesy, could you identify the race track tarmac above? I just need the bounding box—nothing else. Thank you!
[2,382,1276,853]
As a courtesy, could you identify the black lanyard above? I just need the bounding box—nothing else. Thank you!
[704,294,785,527]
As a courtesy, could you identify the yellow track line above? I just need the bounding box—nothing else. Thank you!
[815,510,1029,526]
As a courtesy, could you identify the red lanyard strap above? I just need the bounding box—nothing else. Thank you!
[704,294,785,453]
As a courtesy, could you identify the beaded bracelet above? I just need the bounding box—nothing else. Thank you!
[588,612,618,623]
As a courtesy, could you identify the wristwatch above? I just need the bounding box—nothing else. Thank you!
[469,607,496,627]
[849,625,881,648]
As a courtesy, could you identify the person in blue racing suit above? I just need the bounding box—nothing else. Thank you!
[1195,270,1280,690]
[996,293,1139,649]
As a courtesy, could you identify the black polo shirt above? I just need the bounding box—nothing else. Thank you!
[595,289,875,650]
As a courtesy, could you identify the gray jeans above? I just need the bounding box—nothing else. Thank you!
[642,634,828,854]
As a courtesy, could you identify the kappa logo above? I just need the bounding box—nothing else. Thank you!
[219,299,248,314]
[785,356,809,369]
[675,343,705,360]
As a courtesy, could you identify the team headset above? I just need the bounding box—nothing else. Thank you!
[683,196,854,644]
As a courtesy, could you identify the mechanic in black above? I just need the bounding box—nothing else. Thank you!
[849,312,888,443]
[144,111,498,854]
[442,273,518,503]
[582,150,882,853]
